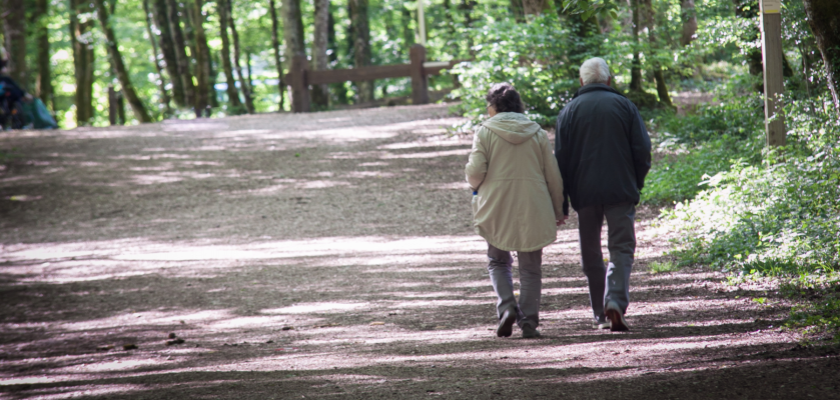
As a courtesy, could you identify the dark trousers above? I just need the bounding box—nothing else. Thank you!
[577,203,636,320]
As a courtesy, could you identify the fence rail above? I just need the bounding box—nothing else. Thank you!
[284,44,462,113]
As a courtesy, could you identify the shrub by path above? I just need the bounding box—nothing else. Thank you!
[0,104,837,399]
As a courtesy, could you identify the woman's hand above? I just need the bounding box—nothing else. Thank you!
[556,215,569,226]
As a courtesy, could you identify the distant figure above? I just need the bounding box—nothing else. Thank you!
[466,83,566,339]
[554,57,651,332]
[0,52,34,129]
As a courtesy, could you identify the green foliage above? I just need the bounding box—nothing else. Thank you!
[648,260,679,274]
[450,14,614,126]
[657,88,840,340]
[641,76,765,204]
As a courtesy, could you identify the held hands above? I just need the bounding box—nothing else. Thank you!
[556,215,569,226]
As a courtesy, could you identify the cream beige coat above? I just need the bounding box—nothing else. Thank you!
[465,112,564,252]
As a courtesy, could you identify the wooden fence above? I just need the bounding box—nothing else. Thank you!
[284,44,462,113]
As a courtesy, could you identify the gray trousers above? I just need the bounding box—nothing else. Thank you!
[578,203,636,321]
[487,244,542,329]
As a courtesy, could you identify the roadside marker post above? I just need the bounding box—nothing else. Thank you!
[760,0,786,146]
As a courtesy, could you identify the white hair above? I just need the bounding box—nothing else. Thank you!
[579,57,611,85]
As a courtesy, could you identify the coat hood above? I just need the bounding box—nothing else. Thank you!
[481,112,541,145]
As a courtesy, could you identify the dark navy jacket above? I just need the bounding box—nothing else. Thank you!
[554,83,651,214]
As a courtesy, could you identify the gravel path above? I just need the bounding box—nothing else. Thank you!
[1,104,837,399]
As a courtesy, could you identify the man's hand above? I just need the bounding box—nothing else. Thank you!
[556,215,569,226]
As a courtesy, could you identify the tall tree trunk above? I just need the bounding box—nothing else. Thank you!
[283,0,305,94]
[401,7,414,48]
[165,0,196,114]
[510,0,525,22]
[34,0,53,110]
[143,0,172,117]
[217,0,243,111]
[644,0,673,107]
[227,0,254,114]
[522,0,547,17]
[152,0,185,106]
[327,5,347,104]
[191,0,211,116]
[679,0,697,46]
[312,0,330,108]
[349,0,373,103]
[69,0,95,126]
[93,0,152,122]
[3,0,26,85]
[268,0,285,111]
[802,0,840,111]
[629,0,643,92]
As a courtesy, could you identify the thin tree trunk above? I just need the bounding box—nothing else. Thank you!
[644,0,672,107]
[327,5,347,104]
[522,0,547,17]
[679,0,697,46]
[143,0,172,117]
[69,0,95,126]
[268,0,285,111]
[152,0,185,106]
[227,0,254,114]
[312,0,330,108]
[629,0,643,92]
[165,0,196,114]
[192,0,211,116]
[93,0,152,122]
[33,0,53,110]
[217,0,243,111]
[459,0,476,55]
[401,7,414,48]
[4,0,26,85]
[510,0,525,22]
[283,0,305,81]
[802,0,840,111]
[349,0,373,103]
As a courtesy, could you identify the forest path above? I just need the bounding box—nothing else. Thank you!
[0,104,837,399]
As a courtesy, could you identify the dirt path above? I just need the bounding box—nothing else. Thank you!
[1,104,838,399]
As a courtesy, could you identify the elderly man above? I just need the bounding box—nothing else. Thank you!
[554,57,651,332]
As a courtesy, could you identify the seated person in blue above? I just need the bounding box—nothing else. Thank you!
[0,57,33,105]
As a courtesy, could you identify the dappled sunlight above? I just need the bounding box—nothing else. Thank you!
[262,302,371,315]
[2,104,826,399]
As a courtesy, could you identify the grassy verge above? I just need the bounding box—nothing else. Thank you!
[643,81,840,343]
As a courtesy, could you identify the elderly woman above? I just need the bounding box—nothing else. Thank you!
[465,83,566,339]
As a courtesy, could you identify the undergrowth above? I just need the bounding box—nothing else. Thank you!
[655,85,840,342]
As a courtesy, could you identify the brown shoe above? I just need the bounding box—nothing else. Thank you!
[605,301,629,332]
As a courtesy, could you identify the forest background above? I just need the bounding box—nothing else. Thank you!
[1,0,839,343]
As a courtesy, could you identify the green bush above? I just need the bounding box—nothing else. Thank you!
[449,15,615,127]
[659,91,840,340]
[641,78,765,204]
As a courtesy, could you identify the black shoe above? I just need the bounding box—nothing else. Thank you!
[605,301,629,332]
[521,324,541,338]
[496,308,516,337]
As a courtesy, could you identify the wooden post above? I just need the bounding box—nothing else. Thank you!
[760,0,785,146]
[290,53,310,113]
[409,44,429,105]
[108,85,118,126]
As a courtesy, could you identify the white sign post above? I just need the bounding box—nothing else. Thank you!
[760,0,785,146]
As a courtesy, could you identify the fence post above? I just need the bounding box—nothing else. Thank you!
[290,53,311,113]
[409,44,429,105]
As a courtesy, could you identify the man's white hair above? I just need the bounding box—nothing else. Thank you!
[580,57,611,85]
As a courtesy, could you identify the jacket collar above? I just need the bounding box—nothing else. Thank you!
[572,83,626,99]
